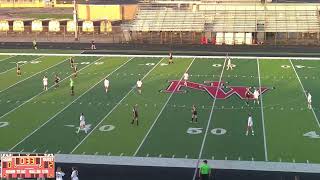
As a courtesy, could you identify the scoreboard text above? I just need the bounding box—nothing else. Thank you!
[1,153,55,179]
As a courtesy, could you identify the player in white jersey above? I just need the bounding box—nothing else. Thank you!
[307,92,312,109]
[246,113,254,136]
[253,88,260,105]
[56,167,65,180]
[136,79,143,94]
[183,72,189,86]
[226,54,234,70]
[77,113,87,134]
[104,78,110,93]
[71,167,79,180]
[43,76,48,91]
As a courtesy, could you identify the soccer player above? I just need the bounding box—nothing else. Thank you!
[73,64,78,78]
[253,88,260,105]
[70,78,75,96]
[131,104,139,126]
[226,54,233,70]
[307,91,312,109]
[77,113,87,134]
[71,167,79,180]
[43,76,48,91]
[54,74,60,88]
[33,39,37,50]
[168,51,173,64]
[245,87,252,106]
[70,57,75,68]
[136,79,142,94]
[191,104,198,123]
[246,113,254,136]
[183,71,189,86]
[91,40,96,50]
[104,78,110,93]
[16,63,21,76]
[55,167,65,180]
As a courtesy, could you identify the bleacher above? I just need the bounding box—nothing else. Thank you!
[127,2,320,33]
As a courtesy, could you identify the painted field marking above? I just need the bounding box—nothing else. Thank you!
[133,57,196,156]
[1,57,102,123]
[290,59,320,128]
[70,58,164,153]
[0,56,67,94]
[257,58,269,161]
[0,56,42,75]
[0,55,16,62]
[8,57,133,151]
[192,58,227,180]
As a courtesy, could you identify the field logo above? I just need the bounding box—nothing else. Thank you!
[164,80,269,99]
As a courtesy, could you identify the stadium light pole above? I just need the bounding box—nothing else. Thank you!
[73,0,79,41]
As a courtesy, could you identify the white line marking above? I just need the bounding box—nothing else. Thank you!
[192,58,227,180]
[146,154,149,157]
[0,56,41,75]
[120,153,124,156]
[107,152,111,156]
[0,57,100,123]
[44,150,48,153]
[257,58,269,161]
[19,149,24,152]
[134,58,196,156]
[290,59,320,129]
[8,57,132,151]
[57,150,61,154]
[71,58,164,153]
[0,55,15,62]
[0,56,55,94]
[95,152,99,155]
[32,149,37,153]
[212,156,214,160]
[185,155,188,158]
[159,154,162,158]
[172,155,175,158]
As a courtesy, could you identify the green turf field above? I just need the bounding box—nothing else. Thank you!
[0,53,320,164]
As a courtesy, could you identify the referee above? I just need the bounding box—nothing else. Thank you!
[198,160,211,180]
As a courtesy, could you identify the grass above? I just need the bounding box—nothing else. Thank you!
[0,53,320,164]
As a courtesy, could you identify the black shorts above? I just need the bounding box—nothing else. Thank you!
[193,111,198,116]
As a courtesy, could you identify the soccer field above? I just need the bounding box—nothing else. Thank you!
[1,53,320,165]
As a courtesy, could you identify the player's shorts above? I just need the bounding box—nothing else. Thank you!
[184,78,188,81]
[247,123,253,127]
[193,111,198,116]
[43,83,48,86]
[254,96,259,99]
[80,120,85,127]
[137,86,142,88]
[246,93,251,99]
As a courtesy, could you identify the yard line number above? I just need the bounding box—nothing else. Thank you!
[303,131,320,139]
[0,122,9,128]
[187,127,227,135]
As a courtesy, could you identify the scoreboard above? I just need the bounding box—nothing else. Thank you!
[0,153,55,179]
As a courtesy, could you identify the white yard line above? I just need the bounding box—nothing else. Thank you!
[0,56,67,94]
[257,58,268,161]
[9,57,134,151]
[192,58,227,180]
[70,58,164,153]
[0,56,41,75]
[133,57,196,156]
[0,57,103,122]
[1,53,320,61]
[289,59,320,128]
[0,55,16,62]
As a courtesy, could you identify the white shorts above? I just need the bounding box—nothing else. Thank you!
[248,123,253,127]
[308,100,312,104]
[184,78,188,81]
[105,85,109,88]
[43,83,48,86]
[80,120,85,127]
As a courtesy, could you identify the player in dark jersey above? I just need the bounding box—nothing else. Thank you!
[91,40,96,50]
[168,51,173,64]
[245,87,252,106]
[16,63,21,76]
[54,74,61,88]
[73,65,78,78]
[131,104,139,126]
[191,104,198,123]
[70,57,75,68]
